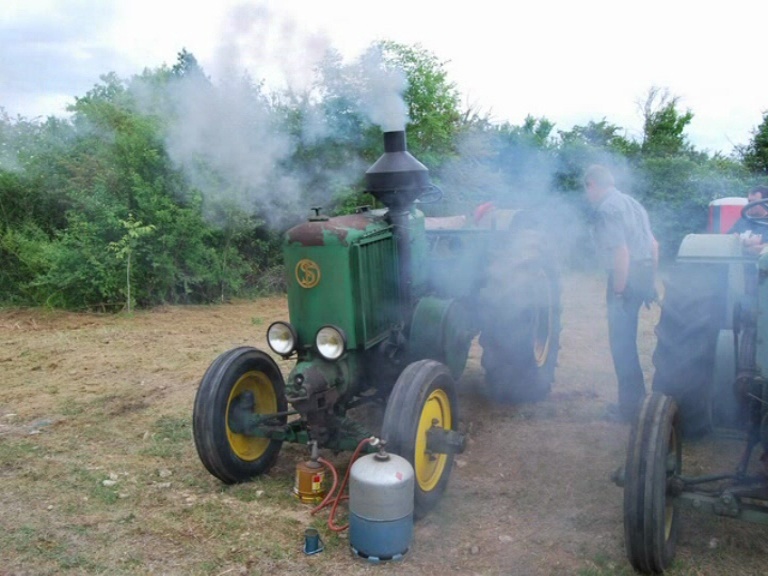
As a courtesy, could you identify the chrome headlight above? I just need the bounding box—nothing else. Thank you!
[267,321,297,356]
[315,325,346,361]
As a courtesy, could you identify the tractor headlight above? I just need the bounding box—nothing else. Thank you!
[267,321,297,356]
[316,325,346,361]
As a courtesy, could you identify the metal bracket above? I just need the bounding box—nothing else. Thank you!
[426,426,466,455]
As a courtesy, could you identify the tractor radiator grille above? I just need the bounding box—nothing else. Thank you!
[354,235,398,347]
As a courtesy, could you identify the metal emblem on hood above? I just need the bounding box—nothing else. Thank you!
[295,259,321,288]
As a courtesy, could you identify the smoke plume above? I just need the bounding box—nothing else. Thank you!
[355,46,409,132]
[135,2,410,230]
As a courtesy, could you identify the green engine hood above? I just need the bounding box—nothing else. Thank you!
[284,212,399,351]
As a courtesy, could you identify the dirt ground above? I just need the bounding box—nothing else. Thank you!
[2,270,768,576]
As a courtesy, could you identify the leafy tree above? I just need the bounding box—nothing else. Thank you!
[562,119,640,157]
[0,114,75,233]
[32,213,122,309]
[0,223,52,303]
[640,87,695,158]
[633,155,750,260]
[0,113,81,301]
[738,111,768,176]
[553,119,639,193]
[377,41,462,166]
[274,61,374,216]
[301,42,464,215]
[430,115,558,215]
[171,48,205,79]
[1,43,764,308]
[0,60,259,308]
[109,215,156,312]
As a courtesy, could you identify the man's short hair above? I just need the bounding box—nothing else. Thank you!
[749,185,768,199]
[583,164,615,189]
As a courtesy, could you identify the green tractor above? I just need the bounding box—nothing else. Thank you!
[617,198,768,573]
[192,130,561,517]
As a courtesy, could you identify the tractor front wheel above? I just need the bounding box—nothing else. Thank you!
[193,346,287,483]
[623,392,682,574]
[381,360,458,519]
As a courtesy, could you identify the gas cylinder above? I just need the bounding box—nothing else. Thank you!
[349,445,414,561]
[293,441,326,504]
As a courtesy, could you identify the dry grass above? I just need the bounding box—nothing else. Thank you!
[2,273,768,575]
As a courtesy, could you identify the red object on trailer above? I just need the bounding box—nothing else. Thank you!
[708,197,748,233]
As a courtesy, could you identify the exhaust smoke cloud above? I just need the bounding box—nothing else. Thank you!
[136,1,410,230]
[161,71,300,229]
[355,47,409,132]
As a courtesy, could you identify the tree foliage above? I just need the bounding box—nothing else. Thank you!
[377,41,462,165]
[0,44,763,309]
[739,111,768,176]
[640,87,695,158]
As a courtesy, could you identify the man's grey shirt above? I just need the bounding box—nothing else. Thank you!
[592,188,655,270]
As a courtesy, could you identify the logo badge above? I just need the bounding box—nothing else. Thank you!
[295,259,321,288]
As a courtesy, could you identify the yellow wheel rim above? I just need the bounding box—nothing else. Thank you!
[226,370,277,461]
[533,269,553,368]
[414,389,452,492]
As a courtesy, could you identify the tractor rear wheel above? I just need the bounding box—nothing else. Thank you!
[381,359,458,519]
[712,329,740,428]
[623,392,682,574]
[652,263,724,438]
[193,346,287,483]
[479,229,561,403]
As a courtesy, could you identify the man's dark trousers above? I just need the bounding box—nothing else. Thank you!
[606,282,646,420]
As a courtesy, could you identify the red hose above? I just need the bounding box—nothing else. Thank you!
[311,437,373,532]
[311,457,338,514]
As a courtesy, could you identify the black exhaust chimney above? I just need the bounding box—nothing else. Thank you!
[365,130,430,209]
[365,131,431,324]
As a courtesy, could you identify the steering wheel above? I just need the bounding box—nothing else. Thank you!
[416,184,444,205]
[741,198,768,227]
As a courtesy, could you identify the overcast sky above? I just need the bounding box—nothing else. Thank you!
[3,0,766,155]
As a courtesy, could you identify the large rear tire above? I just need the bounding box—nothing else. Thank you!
[479,229,561,403]
[624,392,682,574]
[651,263,725,438]
[193,347,287,483]
[712,329,740,428]
[381,360,458,519]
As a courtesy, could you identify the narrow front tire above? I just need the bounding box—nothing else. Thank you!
[193,347,287,483]
[381,360,458,519]
[623,392,682,573]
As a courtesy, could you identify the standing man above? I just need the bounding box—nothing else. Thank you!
[584,165,659,422]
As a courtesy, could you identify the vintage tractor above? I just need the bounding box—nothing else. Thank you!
[192,130,561,517]
[617,198,768,573]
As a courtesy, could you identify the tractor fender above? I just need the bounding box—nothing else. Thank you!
[675,233,749,331]
[408,296,476,380]
[677,233,744,261]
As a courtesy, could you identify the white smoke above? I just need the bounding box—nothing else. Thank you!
[138,1,411,229]
[355,46,410,132]
[213,3,332,96]
[161,73,301,228]
[211,2,409,133]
